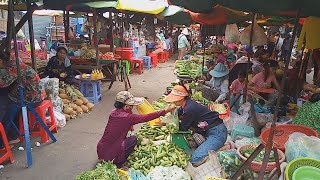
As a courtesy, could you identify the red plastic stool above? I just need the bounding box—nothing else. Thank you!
[131,59,144,74]
[149,53,158,67]
[19,100,58,143]
[164,51,169,62]
[158,52,166,63]
[0,123,14,164]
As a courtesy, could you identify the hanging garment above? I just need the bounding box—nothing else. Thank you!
[298,16,320,50]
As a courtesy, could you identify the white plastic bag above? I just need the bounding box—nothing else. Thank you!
[240,21,267,46]
[225,24,240,43]
[186,151,225,180]
[147,166,191,180]
[53,110,66,128]
[285,132,320,162]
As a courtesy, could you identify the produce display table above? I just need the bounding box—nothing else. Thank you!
[71,59,119,90]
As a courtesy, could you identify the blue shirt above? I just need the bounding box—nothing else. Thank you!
[178,98,222,133]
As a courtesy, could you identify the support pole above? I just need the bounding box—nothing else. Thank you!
[93,10,100,67]
[243,13,256,103]
[1,8,36,51]
[257,10,301,180]
[6,0,14,52]
[66,10,70,42]
[27,1,36,71]
[109,9,114,52]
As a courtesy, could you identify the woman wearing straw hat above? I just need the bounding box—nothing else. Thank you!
[97,91,175,168]
[202,63,229,103]
[164,85,227,167]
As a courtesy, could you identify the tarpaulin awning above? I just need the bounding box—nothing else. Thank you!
[43,0,113,10]
[116,0,167,15]
[32,10,75,16]
[169,0,217,13]
[219,0,320,17]
[187,5,250,25]
[157,5,192,26]
[0,1,42,11]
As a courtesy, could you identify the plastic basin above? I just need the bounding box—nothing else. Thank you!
[293,166,320,180]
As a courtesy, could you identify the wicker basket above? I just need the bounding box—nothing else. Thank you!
[237,144,286,172]
[285,158,320,180]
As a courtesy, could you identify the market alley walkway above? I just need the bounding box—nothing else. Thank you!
[0,60,176,180]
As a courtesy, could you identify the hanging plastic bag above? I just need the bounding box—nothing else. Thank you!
[186,151,226,180]
[225,24,240,43]
[285,132,320,162]
[240,19,267,46]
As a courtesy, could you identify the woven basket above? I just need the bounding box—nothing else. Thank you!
[285,158,320,180]
[237,144,286,172]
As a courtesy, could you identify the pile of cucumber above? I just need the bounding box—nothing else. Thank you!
[176,60,200,78]
[128,143,190,175]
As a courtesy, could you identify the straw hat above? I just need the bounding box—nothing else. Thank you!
[164,85,189,103]
[209,63,229,78]
[115,91,144,106]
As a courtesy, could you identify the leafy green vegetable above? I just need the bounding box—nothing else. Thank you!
[191,91,211,106]
[242,149,275,162]
[76,161,122,180]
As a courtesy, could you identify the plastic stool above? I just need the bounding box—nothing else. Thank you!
[148,53,158,67]
[164,51,169,62]
[142,56,152,69]
[0,123,14,164]
[158,52,166,63]
[80,80,102,104]
[231,124,255,141]
[119,60,131,75]
[19,100,58,143]
[131,59,144,74]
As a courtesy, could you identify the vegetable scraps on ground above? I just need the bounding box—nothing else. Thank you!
[76,161,127,180]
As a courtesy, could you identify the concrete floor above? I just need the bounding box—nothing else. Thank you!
[0,60,176,180]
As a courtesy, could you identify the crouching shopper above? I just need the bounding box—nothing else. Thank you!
[97,91,175,168]
[164,85,227,167]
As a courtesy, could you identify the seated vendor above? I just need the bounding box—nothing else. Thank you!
[249,61,280,91]
[97,91,175,168]
[164,85,227,167]
[230,71,246,112]
[202,63,229,103]
[248,61,280,106]
[152,35,164,54]
[0,51,46,146]
[214,48,226,65]
[204,60,215,80]
[44,46,73,84]
[292,93,320,134]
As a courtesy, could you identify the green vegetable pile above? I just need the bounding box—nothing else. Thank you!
[152,98,168,111]
[192,91,211,106]
[137,124,178,141]
[175,60,201,78]
[242,148,275,162]
[76,161,126,180]
[128,143,190,175]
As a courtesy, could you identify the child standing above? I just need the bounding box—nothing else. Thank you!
[230,71,246,113]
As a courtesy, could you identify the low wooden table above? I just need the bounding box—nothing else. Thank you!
[71,59,119,90]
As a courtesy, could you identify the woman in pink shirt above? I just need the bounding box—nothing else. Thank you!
[230,71,246,112]
[249,61,280,91]
[97,91,175,168]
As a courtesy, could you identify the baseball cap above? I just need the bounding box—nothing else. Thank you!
[115,91,144,106]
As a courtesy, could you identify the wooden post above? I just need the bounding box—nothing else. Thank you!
[6,0,14,51]
[243,13,256,103]
[27,1,36,71]
[93,10,100,67]
[109,9,114,52]
[66,10,70,42]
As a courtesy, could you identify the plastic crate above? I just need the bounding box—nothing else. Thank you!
[136,99,161,126]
